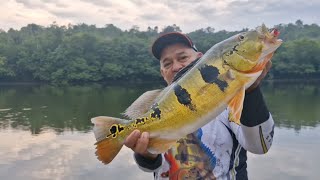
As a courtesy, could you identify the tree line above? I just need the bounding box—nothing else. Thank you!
[0,20,319,84]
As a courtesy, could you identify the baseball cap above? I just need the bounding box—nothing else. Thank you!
[151,32,198,60]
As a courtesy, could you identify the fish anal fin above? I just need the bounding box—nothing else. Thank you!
[147,138,177,154]
[123,89,162,119]
[228,87,245,125]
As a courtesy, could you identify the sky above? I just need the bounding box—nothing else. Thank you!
[0,0,319,33]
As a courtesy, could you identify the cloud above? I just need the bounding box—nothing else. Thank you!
[129,0,146,6]
[1,0,319,32]
[49,9,81,19]
[14,0,67,9]
[79,0,113,7]
[15,0,46,9]
[140,13,165,21]
[215,0,320,29]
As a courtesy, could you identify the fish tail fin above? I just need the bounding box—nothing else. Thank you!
[91,116,128,164]
[94,138,123,164]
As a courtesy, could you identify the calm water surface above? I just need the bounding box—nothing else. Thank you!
[0,81,319,180]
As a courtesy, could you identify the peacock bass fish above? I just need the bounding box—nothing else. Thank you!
[91,24,282,164]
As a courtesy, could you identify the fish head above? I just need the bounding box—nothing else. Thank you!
[222,24,282,72]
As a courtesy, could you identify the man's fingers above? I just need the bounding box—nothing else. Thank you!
[124,130,141,149]
[134,132,149,154]
[124,130,150,155]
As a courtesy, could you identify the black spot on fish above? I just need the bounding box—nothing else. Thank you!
[174,84,196,111]
[135,118,145,125]
[232,44,239,52]
[118,125,124,132]
[224,44,240,57]
[151,103,161,119]
[198,65,228,91]
[108,124,118,138]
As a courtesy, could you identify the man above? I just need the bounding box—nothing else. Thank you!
[125,32,275,179]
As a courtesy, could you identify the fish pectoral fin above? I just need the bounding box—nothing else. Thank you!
[228,87,245,125]
[147,138,177,154]
[123,89,162,119]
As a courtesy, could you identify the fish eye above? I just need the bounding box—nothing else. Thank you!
[238,35,245,40]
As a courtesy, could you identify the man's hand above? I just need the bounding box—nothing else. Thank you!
[246,61,272,93]
[124,130,158,160]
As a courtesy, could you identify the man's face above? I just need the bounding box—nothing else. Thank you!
[159,43,202,84]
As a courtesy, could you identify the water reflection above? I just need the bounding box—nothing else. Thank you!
[0,84,161,134]
[0,128,152,180]
[262,81,320,131]
[248,125,320,180]
[0,82,319,134]
[0,81,319,180]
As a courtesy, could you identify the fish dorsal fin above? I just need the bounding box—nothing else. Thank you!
[228,87,245,125]
[123,89,162,119]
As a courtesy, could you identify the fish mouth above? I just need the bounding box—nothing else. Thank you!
[257,24,283,63]
[236,24,283,73]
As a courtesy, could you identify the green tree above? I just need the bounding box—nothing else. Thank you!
[0,20,319,83]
